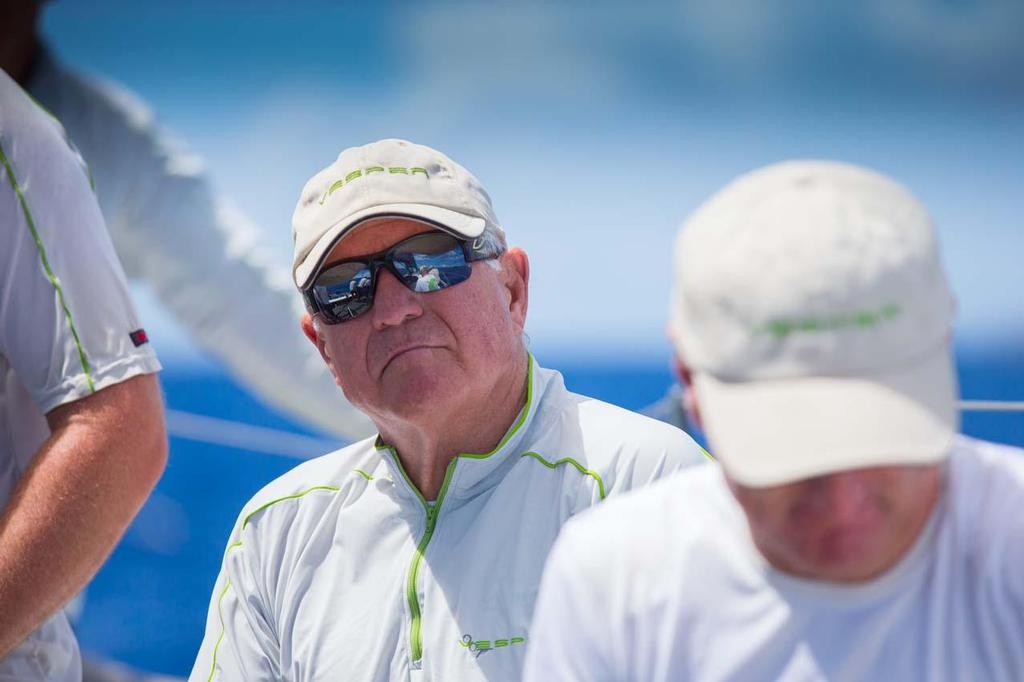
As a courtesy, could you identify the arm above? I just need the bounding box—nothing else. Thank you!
[0,69,167,655]
[190,527,280,680]
[0,373,167,655]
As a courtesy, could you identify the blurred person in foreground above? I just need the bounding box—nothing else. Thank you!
[1,69,167,679]
[0,1,373,440]
[190,138,707,681]
[524,161,1024,681]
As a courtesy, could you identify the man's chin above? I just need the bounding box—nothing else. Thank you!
[379,364,459,412]
[806,531,890,581]
[378,346,446,377]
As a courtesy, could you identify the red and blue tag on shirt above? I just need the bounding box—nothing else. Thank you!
[129,328,150,347]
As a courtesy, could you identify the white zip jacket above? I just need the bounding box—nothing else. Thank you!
[190,356,708,681]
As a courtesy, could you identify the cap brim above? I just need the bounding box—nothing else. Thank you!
[294,203,486,289]
[693,343,958,487]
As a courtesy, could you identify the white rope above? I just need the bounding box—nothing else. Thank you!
[165,409,343,459]
[958,400,1024,413]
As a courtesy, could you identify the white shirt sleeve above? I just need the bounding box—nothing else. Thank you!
[28,51,375,440]
[1,69,160,415]
[190,520,280,681]
[523,517,618,682]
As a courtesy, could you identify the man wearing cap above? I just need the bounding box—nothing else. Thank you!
[190,138,706,681]
[523,161,1024,681]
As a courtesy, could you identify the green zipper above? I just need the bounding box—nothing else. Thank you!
[398,456,458,664]
[380,354,534,665]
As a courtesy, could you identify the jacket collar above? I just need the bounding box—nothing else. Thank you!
[374,354,551,506]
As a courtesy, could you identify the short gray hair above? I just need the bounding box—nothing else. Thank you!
[484,222,508,252]
[478,221,507,272]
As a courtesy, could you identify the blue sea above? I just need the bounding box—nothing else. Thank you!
[75,345,1023,676]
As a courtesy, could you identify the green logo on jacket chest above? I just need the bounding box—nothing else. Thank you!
[459,634,527,658]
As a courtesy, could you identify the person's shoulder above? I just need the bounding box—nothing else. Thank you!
[574,392,708,464]
[576,392,685,436]
[572,465,716,531]
[948,435,1024,571]
[951,434,1024,490]
[554,465,725,579]
[527,362,707,479]
[593,463,725,524]
[0,70,69,163]
[235,436,381,533]
[955,433,1024,459]
[0,69,35,127]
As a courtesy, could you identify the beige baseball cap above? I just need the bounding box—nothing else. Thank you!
[670,160,959,487]
[291,138,504,289]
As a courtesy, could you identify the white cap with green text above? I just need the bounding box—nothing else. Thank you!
[291,138,503,289]
[670,160,958,487]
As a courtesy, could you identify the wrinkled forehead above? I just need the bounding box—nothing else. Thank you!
[323,217,446,265]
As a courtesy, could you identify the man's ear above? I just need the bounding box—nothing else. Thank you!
[302,313,342,386]
[302,313,330,362]
[667,327,703,432]
[501,247,529,331]
[671,352,693,389]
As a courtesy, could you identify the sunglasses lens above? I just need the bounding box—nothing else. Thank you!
[313,262,374,322]
[310,232,483,324]
[392,234,472,291]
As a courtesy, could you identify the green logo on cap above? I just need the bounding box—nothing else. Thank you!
[318,166,429,205]
[759,303,902,339]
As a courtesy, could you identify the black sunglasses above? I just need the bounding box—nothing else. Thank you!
[303,231,504,324]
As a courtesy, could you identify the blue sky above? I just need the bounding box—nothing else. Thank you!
[43,0,1024,358]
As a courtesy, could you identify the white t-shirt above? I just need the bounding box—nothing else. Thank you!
[1,69,161,681]
[524,436,1024,682]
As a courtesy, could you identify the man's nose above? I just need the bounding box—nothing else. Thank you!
[371,268,423,330]
[821,471,873,522]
